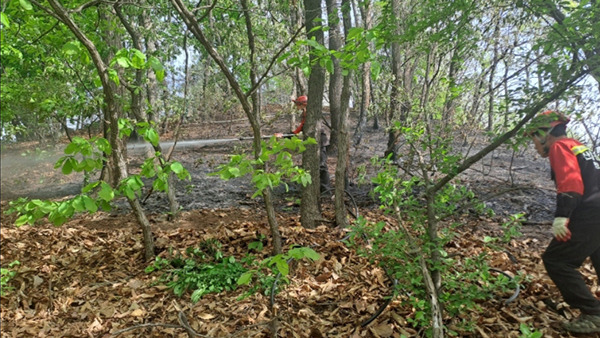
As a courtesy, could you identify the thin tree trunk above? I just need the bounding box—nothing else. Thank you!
[385,0,404,161]
[115,4,180,219]
[301,0,326,229]
[325,0,343,155]
[142,6,160,126]
[353,0,373,146]
[241,0,282,254]
[45,0,155,260]
[334,0,353,227]
[487,20,500,132]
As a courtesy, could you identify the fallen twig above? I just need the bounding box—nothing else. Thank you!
[111,323,186,336]
[111,311,212,338]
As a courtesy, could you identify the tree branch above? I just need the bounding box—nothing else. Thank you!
[430,68,589,195]
[30,21,60,44]
[196,0,218,21]
[245,24,305,99]
[29,0,63,21]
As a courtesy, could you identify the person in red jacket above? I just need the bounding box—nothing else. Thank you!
[276,95,330,193]
[291,95,308,135]
[525,110,600,333]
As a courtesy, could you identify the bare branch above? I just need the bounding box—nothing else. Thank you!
[430,68,589,195]
[29,0,63,21]
[30,20,60,44]
[197,0,218,21]
[70,0,104,13]
[245,24,305,99]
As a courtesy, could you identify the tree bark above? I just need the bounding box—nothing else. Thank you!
[334,0,353,228]
[325,0,343,155]
[384,0,404,161]
[301,0,326,229]
[353,0,373,146]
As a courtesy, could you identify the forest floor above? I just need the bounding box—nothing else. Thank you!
[1,112,599,338]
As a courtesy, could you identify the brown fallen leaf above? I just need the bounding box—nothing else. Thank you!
[198,313,216,320]
[369,322,393,338]
[130,309,144,317]
[315,272,332,283]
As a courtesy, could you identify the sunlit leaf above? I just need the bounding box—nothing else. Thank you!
[1,13,11,28]
[19,0,33,11]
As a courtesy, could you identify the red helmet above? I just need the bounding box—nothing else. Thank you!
[292,95,308,105]
[525,110,570,136]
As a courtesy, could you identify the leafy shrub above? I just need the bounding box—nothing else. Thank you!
[4,122,190,227]
[1,260,20,296]
[237,246,320,299]
[347,124,517,335]
[146,243,247,303]
[212,135,316,197]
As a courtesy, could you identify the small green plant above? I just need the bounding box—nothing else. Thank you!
[1,260,20,296]
[212,135,316,197]
[248,234,266,252]
[519,323,543,338]
[350,123,517,335]
[146,243,247,303]
[5,122,190,227]
[483,213,525,246]
[237,246,320,299]
[501,213,525,243]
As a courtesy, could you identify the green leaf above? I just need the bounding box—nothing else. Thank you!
[148,56,165,82]
[324,58,334,74]
[82,182,100,193]
[227,167,240,177]
[108,68,120,85]
[155,69,165,82]
[191,289,204,303]
[483,236,495,243]
[237,271,253,285]
[82,195,98,212]
[1,12,10,28]
[62,41,80,56]
[72,196,85,212]
[288,247,320,261]
[144,128,159,146]
[15,215,32,227]
[347,27,363,40]
[61,158,73,175]
[95,138,111,154]
[275,258,289,277]
[116,56,130,68]
[371,60,381,80]
[19,0,33,11]
[98,182,115,202]
[54,157,66,169]
[170,162,184,174]
[153,178,167,192]
[130,49,146,69]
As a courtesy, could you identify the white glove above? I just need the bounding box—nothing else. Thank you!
[552,217,571,242]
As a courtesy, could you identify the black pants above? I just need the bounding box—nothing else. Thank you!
[542,210,600,315]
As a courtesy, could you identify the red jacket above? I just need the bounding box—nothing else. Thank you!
[548,138,600,218]
[293,109,306,135]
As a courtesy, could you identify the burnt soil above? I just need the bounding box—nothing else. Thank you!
[1,115,598,337]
